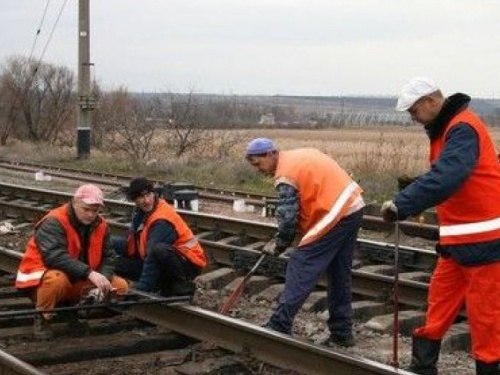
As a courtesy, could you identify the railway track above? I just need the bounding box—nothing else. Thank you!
[0,183,475,373]
[0,159,273,209]
[0,159,439,240]
[0,246,413,375]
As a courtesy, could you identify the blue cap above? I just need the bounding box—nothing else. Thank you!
[245,138,277,156]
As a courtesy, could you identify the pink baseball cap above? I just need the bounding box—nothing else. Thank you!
[74,184,104,206]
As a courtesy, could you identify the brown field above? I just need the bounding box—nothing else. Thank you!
[2,125,500,202]
[242,126,429,175]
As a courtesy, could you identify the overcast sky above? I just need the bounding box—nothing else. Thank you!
[1,1,499,98]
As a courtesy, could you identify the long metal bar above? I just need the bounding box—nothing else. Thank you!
[0,294,190,318]
[126,304,415,375]
[0,181,438,240]
[391,221,400,368]
[220,253,267,314]
[0,348,47,375]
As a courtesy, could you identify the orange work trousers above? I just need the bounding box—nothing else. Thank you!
[414,257,500,363]
[33,270,129,313]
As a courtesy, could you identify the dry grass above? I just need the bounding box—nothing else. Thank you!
[2,126,500,202]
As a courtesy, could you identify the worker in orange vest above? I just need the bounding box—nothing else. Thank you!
[112,178,207,298]
[382,77,500,375]
[245,138,364,347]
[16,184,129,339]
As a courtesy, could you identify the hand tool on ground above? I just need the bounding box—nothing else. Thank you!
[390,220,400,368]
[219,253,267,315]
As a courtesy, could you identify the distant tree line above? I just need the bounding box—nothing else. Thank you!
[1,55,499,162]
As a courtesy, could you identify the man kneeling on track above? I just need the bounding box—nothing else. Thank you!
[15,184,129,340]
[112,178,207,298]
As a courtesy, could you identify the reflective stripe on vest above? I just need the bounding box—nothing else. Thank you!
[431,109,500,245]
[300,181,360,245]
[440,216,500,237]
[16,270,45,283]
[180,237,198,249]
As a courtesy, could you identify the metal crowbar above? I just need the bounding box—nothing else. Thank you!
[219,253,267,315]
[390,220,400,368]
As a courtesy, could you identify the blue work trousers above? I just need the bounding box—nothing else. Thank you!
[111,236,200,293]
[268,209,363,336]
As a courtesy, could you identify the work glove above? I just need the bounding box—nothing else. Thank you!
[263,237,290,257]
[262,239,278,256]
[381,200,398,222]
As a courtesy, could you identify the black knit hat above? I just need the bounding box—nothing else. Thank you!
[127,178,154,200]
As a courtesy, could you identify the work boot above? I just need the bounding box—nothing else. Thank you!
[476,361,500,375]
[33,315,53,340]
[407,336,441,375]
[322,332,355,348]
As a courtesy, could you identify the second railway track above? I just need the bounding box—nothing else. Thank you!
[0,159,439,240]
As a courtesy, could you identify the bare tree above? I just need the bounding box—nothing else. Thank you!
[0,56,32,144]
[154,92,210,157]
[99,88,158,163]
[0,55,74,144]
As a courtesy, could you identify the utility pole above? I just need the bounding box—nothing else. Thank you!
[77,0,95,159]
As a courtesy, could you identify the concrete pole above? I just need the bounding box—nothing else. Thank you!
[77,0,93,159]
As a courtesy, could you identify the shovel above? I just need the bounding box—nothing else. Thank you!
[220,253,267,315]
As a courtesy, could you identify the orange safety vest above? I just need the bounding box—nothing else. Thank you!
[16,204,106,289]
[274,149,363,247]
[430,109,500,245]
[126,199,207,268]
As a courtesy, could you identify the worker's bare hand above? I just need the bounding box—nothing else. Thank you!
[88,271,112,295]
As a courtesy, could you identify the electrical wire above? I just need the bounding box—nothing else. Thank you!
[28,0,52,60]
[2,0,70,141]
[36,0,69,66]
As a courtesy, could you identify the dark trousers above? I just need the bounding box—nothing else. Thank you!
[268,209,363,335]
[112,236,200,293]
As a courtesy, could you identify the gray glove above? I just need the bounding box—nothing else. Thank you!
[381,200,398,222]
[262,239,277,256]
[278,246,296,259]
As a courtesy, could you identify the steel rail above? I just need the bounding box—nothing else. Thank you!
[0,184,437,304]
[0,184,438,274]
[126,304,414,375]
[0,181,438,243]
[0,161,271,207]
[0,349,48,375]
[0,160,440,227]
[0,159,277,200]
[0,246,413,375]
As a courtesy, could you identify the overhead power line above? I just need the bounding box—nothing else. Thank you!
[28,0,52,60]
[37,0,69,66]
[5,0,70,140]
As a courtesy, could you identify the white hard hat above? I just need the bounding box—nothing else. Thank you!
[396,77,440,112]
